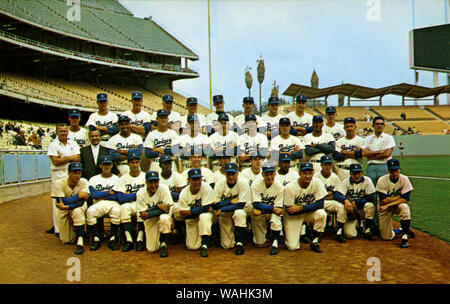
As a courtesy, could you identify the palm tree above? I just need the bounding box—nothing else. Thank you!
[257,56,265,116]
[245,66,253,96]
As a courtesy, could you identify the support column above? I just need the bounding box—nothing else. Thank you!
[433,72,439,105]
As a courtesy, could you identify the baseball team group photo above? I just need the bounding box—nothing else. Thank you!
[0,0,448,285]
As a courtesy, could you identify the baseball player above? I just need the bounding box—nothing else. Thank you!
[340,163,377,240]
[283,162,328,253]
[209,113,239,172]
[181,155,215,188]
[181,97,207,134]
[274,153,300,187]
[303,115,335,173]
[46,123,80,236]
[111,151,147,252]
[67,108,90,148]
[315,155,348,243]
[322,106,345,140]
[286,95,313,138]
[144,109,179,173]
[85,93,118,147]
[259,96,284,141]
[174,168,215,257]
[212,155,232,185]
[333,117,366,181]
[137,171,174,257]
[150,94,182,133]
[85,155,121,251]
[120,91,152,138]
[376,158,414,248]
[212,163,250,254]
[205,95,235,136]
[269,117,304,168]
[233,97,261,135]
[51,162,89,255]
[250,162,284,255]
[106,115,143,176]
[237,114,268,171]
[178,114,212,172]
[158,155,185,202]
[240,154,264,186]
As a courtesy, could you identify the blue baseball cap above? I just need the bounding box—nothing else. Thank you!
[188,168,203,179]
[118,115,131,123]
[268,96,279,104]
[325,106,336,114]
[213,95,224,103]
[295,95,307,103]
[146,171,159,181]
[245,114,257,122]
[159,155,172,164]
[387,158,401,171]
[186,97,198,105]
[127,150,141,161]
[243,96,254,104]
[157,109,169,117]
[132,91,142,99]
[262,162,276,173]
[349,163,363,173]
[279,117,291,125]
[320,155,333,164]
[218,113,229,121]
[344,117,356,124]
[224,163,238,173]
[300,162,314,171]
[68,162,82,171]
[279,153,291,162]
[97,93,107,102]
[99,155,112,165]
[68,108,80,117]
[162,95,173,102]
[313,115,324,123]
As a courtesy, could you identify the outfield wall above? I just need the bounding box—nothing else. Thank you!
[393,135,450,156]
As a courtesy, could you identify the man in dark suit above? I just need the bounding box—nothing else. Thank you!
[80,129,120,180]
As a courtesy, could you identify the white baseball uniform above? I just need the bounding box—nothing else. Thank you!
[335,135,366,181]
[143,128,179,173]
[121,109,152,138]
[107,133,143,175]
[323,122,345,140]
[303,132,335,173]
[233,113,261,135]
[260,113,283,139]
[68,128,90,148]
[86,174,121,226]
[283,177,328,250]
[275,169,299,187]
[135,184,173,252]
[240,167,263,186]
[209,130,239,172]
[113,171,146,224]
[182,167,215,187]
[159,171,186,194]
[206,112,235,133]
[238,133,268,170]
[181,113,207,131]
[85,111,118,146]
[315,171,347,225]
[151,110,183,133]
[286,111,313,139]
[269,134,304,168]
[178,133,211,172]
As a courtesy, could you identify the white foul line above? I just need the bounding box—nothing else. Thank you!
[408,176,450,181]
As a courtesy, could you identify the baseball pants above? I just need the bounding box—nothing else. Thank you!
[86,200,121,226]
[342,202,376,238]
[184,212,214,250]
[378,203,411,240]
[218,209,247,249]
[120,201,143,223]
[55,202,87,244]
[250,213,282,246]
[51,169,68,234]
[283,209,327,251]
[324,200,347,225]
[143,214,172,253]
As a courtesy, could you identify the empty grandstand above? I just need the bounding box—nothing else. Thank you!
[0,0,209,128]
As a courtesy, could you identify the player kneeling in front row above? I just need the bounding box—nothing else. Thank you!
[86,155,121,251]
[137,171,174,257]
[376,159,414,248]
[174,168,214,257]
[283,162,328,253]
[52,162,90,255]
[250,163,284,255]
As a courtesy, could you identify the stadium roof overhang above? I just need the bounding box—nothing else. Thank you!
[283,83,450,100]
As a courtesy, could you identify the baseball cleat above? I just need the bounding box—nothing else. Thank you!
[74,245,84,255]
[108,240,119,251]
[335,234,346,243]
[160,246,168,258]
[235,244,244,255]
[270,246,278,255]
[300,235,311,244]
[200,247,208,258]
[90,241,101,251]
[310,242,322,253]
[45,226,55,234]
[363,232,374,241]
[136,241,145,252]
[400,239,410,249]
[55,233,60,239]
[122,242,134,252]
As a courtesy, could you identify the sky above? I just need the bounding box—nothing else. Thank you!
[121,0,449,112]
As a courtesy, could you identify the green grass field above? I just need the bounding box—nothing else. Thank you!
[383,156,450,242]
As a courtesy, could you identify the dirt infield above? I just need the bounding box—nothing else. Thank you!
[0,193,448,284]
